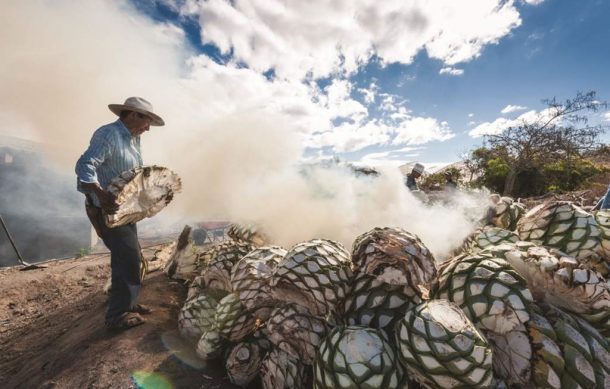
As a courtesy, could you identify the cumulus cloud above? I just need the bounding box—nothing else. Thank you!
[306,120,392,153]
[469,107,560,137]
[439,67,464,76]
[603,111,610,122]
[192,0,523,80]
[393,117,455,145]
[358,82,379,105]
[501,104,528,114]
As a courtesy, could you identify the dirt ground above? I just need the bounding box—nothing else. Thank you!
[0,248,248,389]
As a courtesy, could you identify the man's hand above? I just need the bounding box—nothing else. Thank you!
[97,190,119,214]
[81,182,119,214]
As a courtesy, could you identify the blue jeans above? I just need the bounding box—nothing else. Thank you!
[97,215,142,323]
[601,184,610,210]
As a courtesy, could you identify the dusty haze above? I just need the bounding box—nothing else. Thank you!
[0,1,489,260]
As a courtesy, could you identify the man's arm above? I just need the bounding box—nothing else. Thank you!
[80,182,119,214]
[75,130,118,213]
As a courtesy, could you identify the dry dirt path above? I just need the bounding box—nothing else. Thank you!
[0,253,246,389]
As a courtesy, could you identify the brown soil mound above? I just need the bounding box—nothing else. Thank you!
[0,252,244,389]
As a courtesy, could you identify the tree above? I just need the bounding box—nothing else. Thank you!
[484,91,608,195]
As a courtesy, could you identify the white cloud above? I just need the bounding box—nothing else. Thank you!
[393,117,455,145]
[468,113,474,117]
[469,107,560,137]
[390,106,411,121]
[439,67,464,76]
[501,104,528,114]
[358,82,379,105]
[192,0,523,80]
[307,113,455,153]
[307,120,392,153]
[322,80,368,121]
[468,121,477,126]
[523,0,545,5]
[603,111,610,122]
[380,95,398,112]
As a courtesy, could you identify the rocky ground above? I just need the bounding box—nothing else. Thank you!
[0,247,248,389]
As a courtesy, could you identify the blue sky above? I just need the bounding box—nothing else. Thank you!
[1,0,609,171]
[123,0,610,168]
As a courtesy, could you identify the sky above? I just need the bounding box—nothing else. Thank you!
[1,0,609,254]
[1,0,609,169]
[125,0,610,168]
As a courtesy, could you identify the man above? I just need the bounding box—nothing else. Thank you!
[75,97,164,330]
[405,163,425,191]
[593,183,610,211]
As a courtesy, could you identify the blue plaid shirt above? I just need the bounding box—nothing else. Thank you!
[75,120,142,207]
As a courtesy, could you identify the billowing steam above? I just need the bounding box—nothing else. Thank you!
[0,1,488,260]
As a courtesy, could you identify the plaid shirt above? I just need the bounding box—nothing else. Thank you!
[75,120,142,207]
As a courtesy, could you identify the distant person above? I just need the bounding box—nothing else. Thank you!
[405,163,425,191]
[593,183,610,211]
[444,171,458,190]
[75,97,165,331]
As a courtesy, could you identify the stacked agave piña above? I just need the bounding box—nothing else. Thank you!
[165,225,200,281]
[430,250,537,386]
[231,246,286,320]
[227,223,269,247]
[262,239,353,388]
[486,242,610,338]
[461,225,519,254]
[314,326,403,388]
[178,293,219,339]
[202,241,254,292]
[535,303,609,388]
[169,202,610,389]
[596,210,610,262]
[591,210,610,337]
[345,227,437,336]
[266,303,329,365]
[431,251,534,335]
[490,195,526,230]
[517,201,609,275]
[226,342,264,386]
[395,299,493,387]
[270,239,353,320]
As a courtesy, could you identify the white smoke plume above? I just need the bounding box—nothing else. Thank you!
[0,1,489,261]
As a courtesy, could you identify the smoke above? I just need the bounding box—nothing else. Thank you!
[0,1,488,261]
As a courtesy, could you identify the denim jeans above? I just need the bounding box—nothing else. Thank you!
[601,184,610,210]
[97,214,142,324]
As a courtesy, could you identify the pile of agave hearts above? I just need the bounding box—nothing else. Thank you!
[162,196,609,389]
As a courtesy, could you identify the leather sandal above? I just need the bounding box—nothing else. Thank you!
[105,312,145,331]
[130,304,153,315]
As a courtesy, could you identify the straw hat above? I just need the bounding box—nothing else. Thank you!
[108,96,165,126]
[412,163,425,174]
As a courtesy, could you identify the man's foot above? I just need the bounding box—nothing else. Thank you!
[105,312,145,331]
[130,304,153,315]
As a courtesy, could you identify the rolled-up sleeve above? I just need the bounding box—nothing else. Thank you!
[75,131,111,189]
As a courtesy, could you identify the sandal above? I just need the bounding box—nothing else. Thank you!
[130,304,153,315]
[105,312,145,331]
